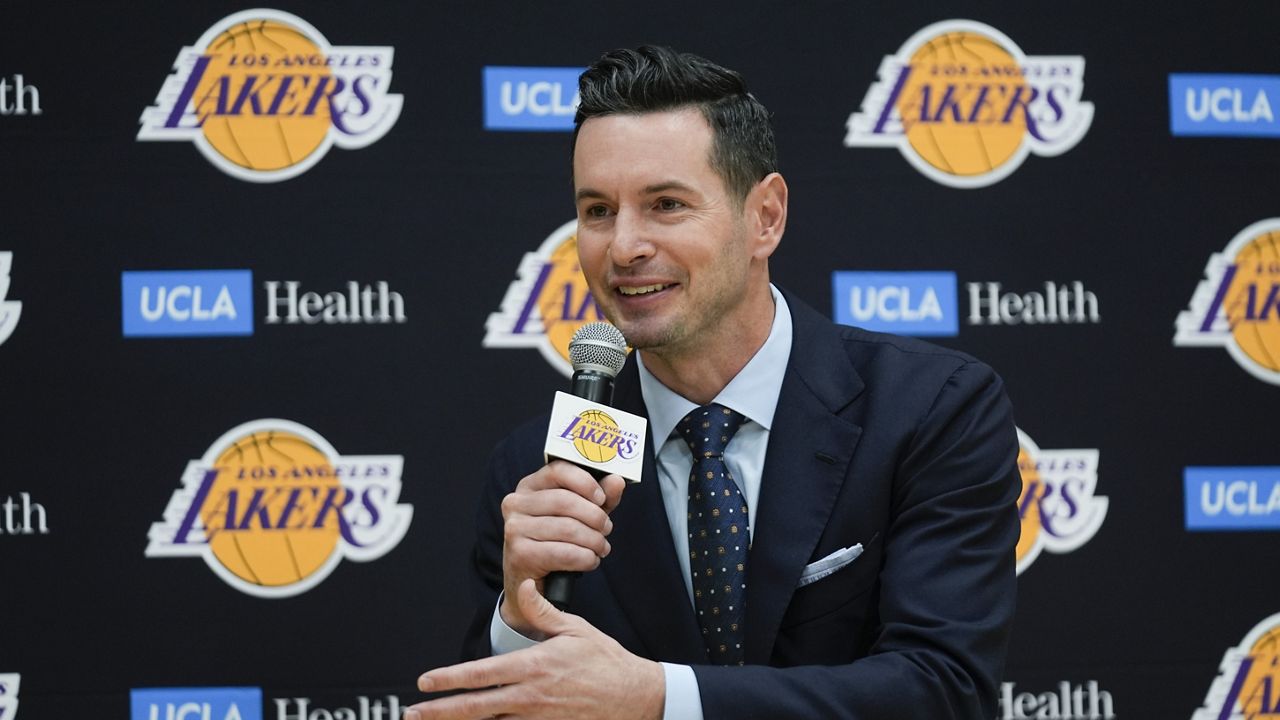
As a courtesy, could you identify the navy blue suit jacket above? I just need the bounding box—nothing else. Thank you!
[462,291,1021,720]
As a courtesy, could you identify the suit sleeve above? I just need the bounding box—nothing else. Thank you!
[691,360,1021,720]
[459,432,522,661]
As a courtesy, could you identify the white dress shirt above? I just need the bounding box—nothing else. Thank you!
[491,286,793,720]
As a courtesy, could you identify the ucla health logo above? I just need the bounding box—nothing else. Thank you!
[122,270,253,337]
[1170,74,1279,138]
[0,74,40,116]
[485,220,606,375]
[999,680,1114,720]
[131,687,261,720]
[146,419,412,598]
[1015,429,1107,575]
[1185,467,1280,531]
[483,67,582,131]
[0,253,21,346]
[1193,613,1280,718]
[0,673,18,720]
[845,20,1093,188]
[1174,218,1280,384]
[138,9,402,182]
[832,271,958,336]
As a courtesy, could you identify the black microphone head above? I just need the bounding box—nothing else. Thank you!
[569,322,628,377]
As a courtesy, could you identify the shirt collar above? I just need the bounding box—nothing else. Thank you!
[637,285,793,444]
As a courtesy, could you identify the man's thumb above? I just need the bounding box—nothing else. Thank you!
[517,577,577,636]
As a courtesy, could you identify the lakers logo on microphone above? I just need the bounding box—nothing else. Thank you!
[844,20,1093,188]
[485,219,606,375]
[1175,218,1280,385]
[146,419,412,597]
[559,409,640,463]
[137,9,402,182]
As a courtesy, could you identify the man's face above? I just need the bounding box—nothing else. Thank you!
[573,109,757,358]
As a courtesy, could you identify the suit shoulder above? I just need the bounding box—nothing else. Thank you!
[837,325,984,376]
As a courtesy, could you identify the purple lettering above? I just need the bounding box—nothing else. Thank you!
[234,487,274,530]
[1201,265,1239,332]
[873,65,912,134]
[1002,85,1041,140]
[1245,283,1280,321]
[558,416,582,440]
[164,56,212,128]
[267,74,303,115]
[303,75,345,116]
[966,85,993,123]
[229,74,270,115]
[312,486,360,546]
[932,85,963,123]
[331,74,376,135]
[512,262,554,335]
[172,469,219,544]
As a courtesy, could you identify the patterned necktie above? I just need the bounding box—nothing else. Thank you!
[676,403,749,666]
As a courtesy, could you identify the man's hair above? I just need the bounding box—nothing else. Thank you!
[572,45,777,204]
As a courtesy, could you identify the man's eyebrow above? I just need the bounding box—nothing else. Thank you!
[575,187,607,203]
[575,181,699,204]
[643,181,697,195]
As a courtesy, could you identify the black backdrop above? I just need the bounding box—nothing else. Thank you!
[3,2,1279,718]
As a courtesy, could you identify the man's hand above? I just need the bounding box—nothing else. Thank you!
[499,460,625,636]
[407,578,665,720]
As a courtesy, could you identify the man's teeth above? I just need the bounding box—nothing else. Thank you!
[619,284,668,296]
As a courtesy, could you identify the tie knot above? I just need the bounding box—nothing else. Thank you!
[676,404,747,460]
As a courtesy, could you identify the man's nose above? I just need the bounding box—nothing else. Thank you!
[609,208,656,267]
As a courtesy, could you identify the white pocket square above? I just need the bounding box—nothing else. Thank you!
[797,544,863,588]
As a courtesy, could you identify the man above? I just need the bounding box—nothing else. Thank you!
[407,46,1020,720]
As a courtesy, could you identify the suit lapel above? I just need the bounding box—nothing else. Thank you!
[601,358,706,664]
[743,293,864,664]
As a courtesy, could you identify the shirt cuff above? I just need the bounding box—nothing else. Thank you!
[659,663,704,720]
[488,592,541,655]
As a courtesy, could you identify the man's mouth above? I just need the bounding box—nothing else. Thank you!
[617,283,671,296]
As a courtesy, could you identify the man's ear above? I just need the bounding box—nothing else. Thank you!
[748,172,788,260]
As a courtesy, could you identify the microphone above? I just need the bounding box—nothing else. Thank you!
[545,321,628,610]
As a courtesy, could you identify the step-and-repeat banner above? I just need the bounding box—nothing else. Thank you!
[3,2,1278,718]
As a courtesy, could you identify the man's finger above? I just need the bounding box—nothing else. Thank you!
[405,683,519,720]
[417,654,525,694]
[503,487,612,531]
[510,514,611,556]
[518,577,579,638]
[518,460,607,503]
[599,473,626,513]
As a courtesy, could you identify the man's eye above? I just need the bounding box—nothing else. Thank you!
[585,205,611,218]
[656,198,684,211]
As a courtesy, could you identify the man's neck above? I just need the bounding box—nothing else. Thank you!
[638,286,776,405]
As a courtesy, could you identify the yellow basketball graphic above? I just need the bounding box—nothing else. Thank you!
[896,31,1028,177]
[194,20,333,171]
[1225,230,1280,372]
[1238,625,1280,716]
[572,409,619,463]
[539,234,607,367]
[202,430,340,588]
[1014,445,1042,565]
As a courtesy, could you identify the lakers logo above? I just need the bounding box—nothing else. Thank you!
[1193,613,1280,719]
[844,20,1093,188]
[1175,218,1280,385]
[146,419,412,598]
[137,9,402,182]
[1015,429,1107,575]
[558,409,640,463]
[484,220,607,375]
